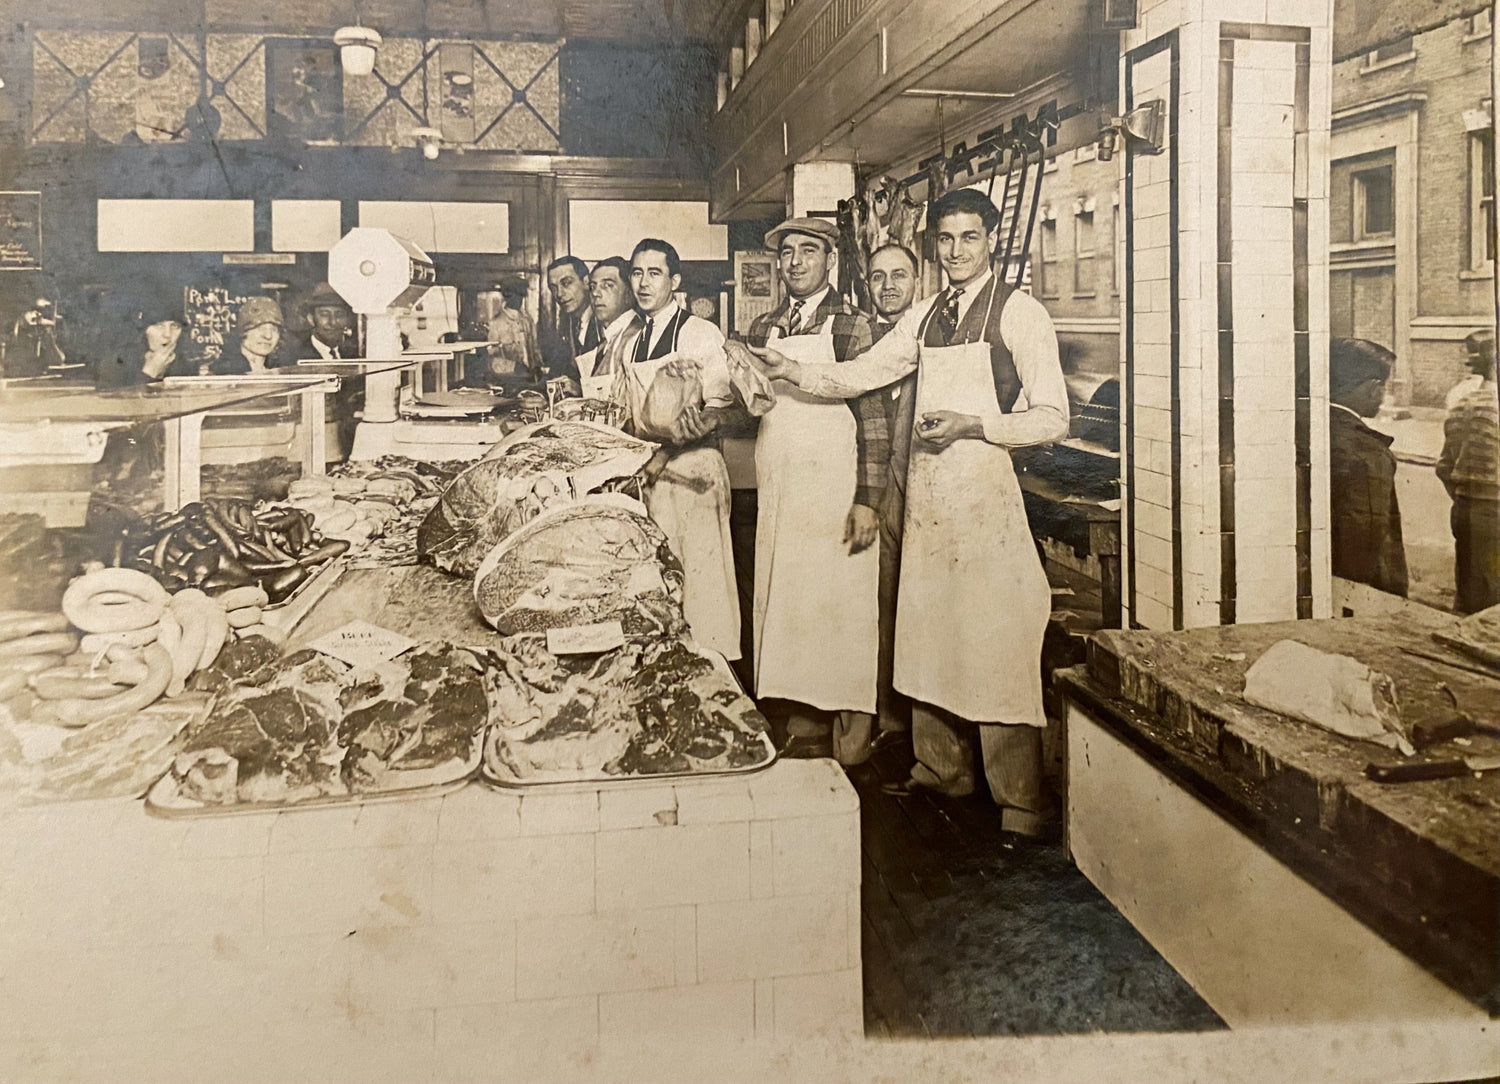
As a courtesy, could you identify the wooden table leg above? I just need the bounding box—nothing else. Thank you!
[162,411,205,511]
[299,388,328,476]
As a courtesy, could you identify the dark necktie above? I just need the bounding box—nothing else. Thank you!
[634,316,654,363]
[936,287,964,345]
[785,299,805,336]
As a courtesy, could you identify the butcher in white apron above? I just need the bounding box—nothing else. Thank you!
[750,189,1070,837]
[746,217,888,764]
[612,239,741,661]
[580,257,641,402]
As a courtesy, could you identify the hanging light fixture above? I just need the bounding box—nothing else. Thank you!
[334,24,382,77]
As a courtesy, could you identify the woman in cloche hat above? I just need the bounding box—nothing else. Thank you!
[210,295,286,375]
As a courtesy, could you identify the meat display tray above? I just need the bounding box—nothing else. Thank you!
[479,650,778,792]
[142,733,482,818]
[478,730,777,793]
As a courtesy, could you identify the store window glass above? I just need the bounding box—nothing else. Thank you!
[1469,129,1495,271]
[1353,165,1395,239]
[1074,207,1096,296]
[1037,216,1059,299]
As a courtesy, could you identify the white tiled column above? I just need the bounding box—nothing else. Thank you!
[1120,0,1334,629]
[787,162,856,219]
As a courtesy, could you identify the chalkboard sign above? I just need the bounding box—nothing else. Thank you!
[0,192,43,271]
[183,285,248,362]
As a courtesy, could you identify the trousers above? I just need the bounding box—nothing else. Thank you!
[1453,497,1500,615]
[910,702,1045,834]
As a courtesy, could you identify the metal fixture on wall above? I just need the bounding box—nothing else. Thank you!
[334,24,382,76]
[411,126,443,160]
[1096,98,1165,161]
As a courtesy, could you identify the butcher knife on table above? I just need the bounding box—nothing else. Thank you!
[1365,755,1500,783]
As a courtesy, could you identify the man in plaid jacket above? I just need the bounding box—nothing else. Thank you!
[742,217,890,763]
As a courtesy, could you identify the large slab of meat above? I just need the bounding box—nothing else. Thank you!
[416,420,657,577]
[149,640,487,813]
[481,634,773,785]
[473,496,687,640]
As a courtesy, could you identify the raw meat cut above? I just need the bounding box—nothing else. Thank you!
[481,634,773,784]
[168,642,486,807]
[473,496,688,639]
[1242,639,1413,753]
[417,420,657,577]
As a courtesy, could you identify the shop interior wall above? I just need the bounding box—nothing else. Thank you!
[0,27,719,356]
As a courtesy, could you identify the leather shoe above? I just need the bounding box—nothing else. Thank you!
[780,734,832,760]
[880,776,974,799]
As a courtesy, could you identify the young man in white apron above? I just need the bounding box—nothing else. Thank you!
[580,256,641,401]
[743,218,888,763]
[751,189,1070,838]
[612,237,742,662]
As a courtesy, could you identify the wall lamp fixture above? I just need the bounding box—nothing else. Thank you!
[1097,99,1166,161]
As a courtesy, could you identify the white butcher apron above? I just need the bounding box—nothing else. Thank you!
[576,345,613,401]
[753,321,878,712]
[622,350,742,662]
[894,289,1049,726]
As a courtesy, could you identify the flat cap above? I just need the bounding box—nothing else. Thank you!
[764,216,839,251]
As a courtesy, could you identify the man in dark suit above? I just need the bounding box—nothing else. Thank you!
[539,255,600,383]
[286,282,360,361]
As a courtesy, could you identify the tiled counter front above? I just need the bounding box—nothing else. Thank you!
[0,760,861,1083]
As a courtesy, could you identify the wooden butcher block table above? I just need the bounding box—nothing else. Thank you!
[1057,609,1499,1020]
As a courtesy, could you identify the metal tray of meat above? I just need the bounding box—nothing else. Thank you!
[478,645,778,792]
[478,732,777,793]
[142,732,482,818]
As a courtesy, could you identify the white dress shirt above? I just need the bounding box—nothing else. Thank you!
[794,272,1069,448]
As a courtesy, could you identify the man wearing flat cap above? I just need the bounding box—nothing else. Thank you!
[742,217,889,764]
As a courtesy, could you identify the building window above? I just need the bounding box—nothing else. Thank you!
[1353,165,1395,239]
[1470,129,1496,272]
[1111,200,1120,296]
[1038,214,1059,299]
[1073,198,1097,297]
[1363,35,1415,71]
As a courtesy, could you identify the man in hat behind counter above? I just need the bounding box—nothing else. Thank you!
[287,283,360,361]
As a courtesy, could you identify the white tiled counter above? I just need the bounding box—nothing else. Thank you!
[0,759,861,1083]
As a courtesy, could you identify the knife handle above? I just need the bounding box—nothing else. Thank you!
[1364,760,1467,784]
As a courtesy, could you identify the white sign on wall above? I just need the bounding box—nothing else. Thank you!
[357,201,510,253]
[97,199,255,252]
[568,200,728,263]
[272,200,343,252]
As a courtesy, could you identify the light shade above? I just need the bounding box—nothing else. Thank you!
[334,26,381,77]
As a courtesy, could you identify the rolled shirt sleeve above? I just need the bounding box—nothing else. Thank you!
[797,301,926,399]
[978,290,1070,448]
[679,317,735,409]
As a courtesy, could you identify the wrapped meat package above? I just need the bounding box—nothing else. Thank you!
[416,420,657,577]
[638,357,705,441]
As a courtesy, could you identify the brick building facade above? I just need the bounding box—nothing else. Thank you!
[1330,8,1496,407]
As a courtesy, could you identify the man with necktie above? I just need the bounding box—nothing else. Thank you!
[742,217,887,764]
[751,189,1070,840]
[539,255,600,383]
[581,256,641,401]
[612,238,741,662]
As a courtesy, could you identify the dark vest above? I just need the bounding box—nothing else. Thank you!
[917,275,1022,413]
[639,307,691,361]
